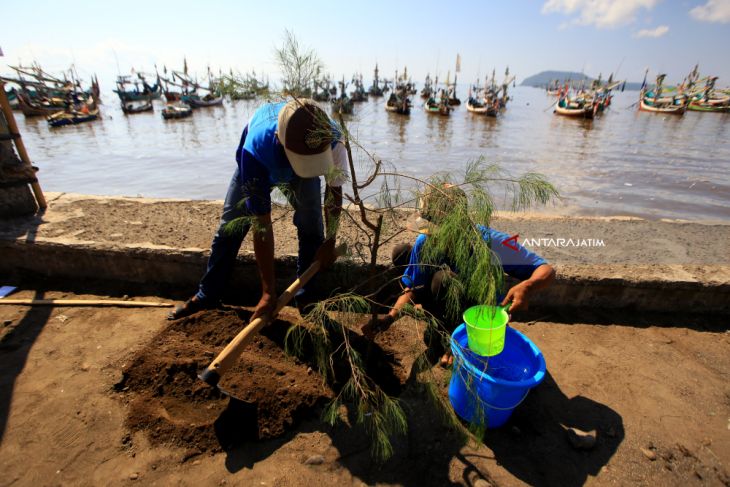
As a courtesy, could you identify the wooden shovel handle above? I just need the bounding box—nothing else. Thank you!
[198,260,321,386]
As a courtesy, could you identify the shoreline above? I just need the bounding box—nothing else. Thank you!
[2,192,729,314]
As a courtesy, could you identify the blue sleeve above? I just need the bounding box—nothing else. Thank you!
[235,125,272,215]
[481,226,547,281]
[401,234,429,288]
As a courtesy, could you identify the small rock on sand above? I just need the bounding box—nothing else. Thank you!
[641,447,657,461]
[303,455,325,465]
[566,427,597,450]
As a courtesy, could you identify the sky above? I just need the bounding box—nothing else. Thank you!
[1,0,729,89]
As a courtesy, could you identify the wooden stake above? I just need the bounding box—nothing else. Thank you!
[0,299,173,307]
[0,80,46,209]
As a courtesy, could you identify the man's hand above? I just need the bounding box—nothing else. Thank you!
[500,264,556,313]
[314,238,337,270]
[252,292,277,322]
[500,281,532,313]
[362,314,395,339]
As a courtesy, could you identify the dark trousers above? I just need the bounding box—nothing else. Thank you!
[196,167,324,302]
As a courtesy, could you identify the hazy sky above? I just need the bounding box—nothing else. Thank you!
[2,0,729,89]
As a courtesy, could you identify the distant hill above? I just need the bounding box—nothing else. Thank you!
[522,70,643,91]
[521,71,592,87]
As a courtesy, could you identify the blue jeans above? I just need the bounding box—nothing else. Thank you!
[196,167,324,302]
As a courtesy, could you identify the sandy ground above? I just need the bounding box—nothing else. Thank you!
[1,289,728,486]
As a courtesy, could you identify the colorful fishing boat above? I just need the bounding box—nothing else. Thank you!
[47,107,99,127]
[639,97,687,115]
[420,74,433,100]
[161,104,192,120]
[385,88,411,115]
[114,73,162,102]
[187,94,223,108]
[424,90,452,116]
[638,73,687,116]
[554,84,598,119]
[350,74,368,102]
[555,100,596,118]
[16,92,65,117]
[121,100,154,114]
[368,64,384,97]
[332,78,354,114]
[688,76,730,112]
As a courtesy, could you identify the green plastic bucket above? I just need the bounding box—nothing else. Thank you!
[463,305,509,356]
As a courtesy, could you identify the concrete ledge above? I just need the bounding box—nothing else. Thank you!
[2,238,728,314]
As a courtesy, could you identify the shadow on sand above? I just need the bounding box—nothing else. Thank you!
[0,290,54,442]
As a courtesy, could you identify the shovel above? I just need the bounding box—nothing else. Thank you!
[198,259,322,391]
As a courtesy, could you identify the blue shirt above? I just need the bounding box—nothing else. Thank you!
[402,225,547,289]
[234,102,342,215]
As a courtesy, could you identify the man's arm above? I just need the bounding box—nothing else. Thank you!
[362,288,416,338]
[252,213,276,320]
[500,263,555,312]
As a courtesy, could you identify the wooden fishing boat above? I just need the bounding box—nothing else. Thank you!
[332,77,354,114]
[466,96,499,116]
[688,96,730,112]
[187,94,223,108]
[466,97,488,114]
[114,74,162,102]
[332,96,354,114]
[121,100,153,114]
[16,92,65,117]
[385,92,411,115]
[164,90,181,102]
[420,74,433,99]
[554,97,596,119]
[687,76,730,112]
[638,73,687,115]
[688,101,730,112]
[368,64,384,97]
[350,74,368,102]
[162,104,193,119]
[424,96,452,116]
[47,108,99,127]
[639,97,686,115]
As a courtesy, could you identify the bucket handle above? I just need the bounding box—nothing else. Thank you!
[481,389,531,411]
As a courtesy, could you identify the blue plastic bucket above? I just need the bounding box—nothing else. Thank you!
[448,324,546,428]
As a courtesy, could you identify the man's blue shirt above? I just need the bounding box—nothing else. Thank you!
[402,225,547,289]
[233,102,343,215]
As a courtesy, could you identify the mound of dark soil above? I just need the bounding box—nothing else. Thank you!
[115,307,422,454]
[115,308,333,453]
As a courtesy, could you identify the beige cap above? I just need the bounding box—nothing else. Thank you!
[277,99,334,178]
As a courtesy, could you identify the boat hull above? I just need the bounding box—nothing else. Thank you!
[187,96,223,108]
[639,98,686,115]
[48,109,99,127]
[554,104,594,119]
[121,101,154,114]
[688,101,730,113]
[115,86,162,102]
[162,105,193,119]
[17,94,65,117]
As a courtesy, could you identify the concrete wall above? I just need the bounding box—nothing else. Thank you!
[1,239,728,315]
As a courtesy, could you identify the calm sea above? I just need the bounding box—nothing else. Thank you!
[15,87,730,222]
